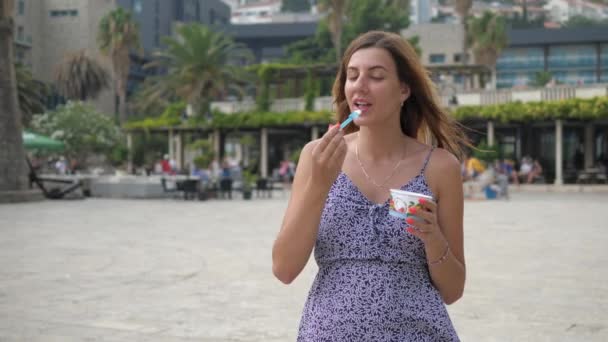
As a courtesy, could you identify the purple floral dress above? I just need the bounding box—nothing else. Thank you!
[297,148,460,341]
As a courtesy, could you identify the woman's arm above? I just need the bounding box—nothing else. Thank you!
[272,126,346,284]
[408,148,466,304]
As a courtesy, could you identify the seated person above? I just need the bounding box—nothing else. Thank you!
[466,155,486,180]
[519,157,543,184]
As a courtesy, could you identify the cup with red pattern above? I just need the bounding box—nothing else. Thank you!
[388,189,433,221]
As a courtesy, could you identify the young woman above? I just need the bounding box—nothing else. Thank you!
[272,30,469,341]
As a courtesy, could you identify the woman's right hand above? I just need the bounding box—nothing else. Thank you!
[309,124,347,189]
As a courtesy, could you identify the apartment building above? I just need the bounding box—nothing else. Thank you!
[12,0,41,69]
[13,0,117,114]
[496,27,608,88]
[231,0,282,24]
[116,0,230,54]
[403,23,608,90]
[544,0,608,23]
[12,0,230,116]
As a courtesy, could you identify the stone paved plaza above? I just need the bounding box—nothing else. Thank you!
[1,191,607,341]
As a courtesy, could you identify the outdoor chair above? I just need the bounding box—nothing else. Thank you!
[26,157,83,200]
[177,179,199,200]
[161,177,197,200]
[219,178,233,199]
[256,178,273,198]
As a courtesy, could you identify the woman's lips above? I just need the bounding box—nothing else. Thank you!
[352,102,371,114]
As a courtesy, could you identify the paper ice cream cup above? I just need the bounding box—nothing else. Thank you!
[388,189,434,220]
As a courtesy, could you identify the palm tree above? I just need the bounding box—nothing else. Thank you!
[130,75,177,116]
[467,11,508,88]
[148,23,252,117]
[318,0,349,63]
[16,63,48,127]
[54,49,110,101]
[97,8,141,123]
[453,0,472,65]
[0,0,29,195]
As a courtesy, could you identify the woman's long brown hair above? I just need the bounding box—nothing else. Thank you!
[332,30,470,161]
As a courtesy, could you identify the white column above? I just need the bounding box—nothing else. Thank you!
[126,132,133,174]
[168,129,174,161]
[176,131,183,171]
[311,126,319,141]
[487,121,495,146]
[516,127,522,161]
[186,103,193,117]
[235,142,243,164]
[584,123,594,168]
[261,128,268,178]
[555,119,563,185]
[213,129,221,159]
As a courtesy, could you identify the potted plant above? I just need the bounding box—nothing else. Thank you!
[242,170,257,200]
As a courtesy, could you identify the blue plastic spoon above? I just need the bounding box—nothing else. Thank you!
[339,110,361,130]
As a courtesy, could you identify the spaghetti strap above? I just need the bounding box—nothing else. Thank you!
[420,147,435,175]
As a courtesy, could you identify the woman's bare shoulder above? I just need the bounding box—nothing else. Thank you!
[429,147,460,170]
[426,147,462,194]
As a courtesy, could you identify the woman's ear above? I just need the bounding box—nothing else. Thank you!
[401,83,411,104]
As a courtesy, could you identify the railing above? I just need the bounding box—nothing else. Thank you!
[210,84,608,114]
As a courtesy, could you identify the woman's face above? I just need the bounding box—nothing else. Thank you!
[344,47,409,128]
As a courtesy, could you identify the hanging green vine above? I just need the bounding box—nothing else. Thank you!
[125,96,608,131]
[452,97,608,122]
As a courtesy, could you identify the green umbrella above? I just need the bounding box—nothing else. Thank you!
[22,131,65,152]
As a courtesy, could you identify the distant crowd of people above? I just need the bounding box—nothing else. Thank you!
[462,154,544,199]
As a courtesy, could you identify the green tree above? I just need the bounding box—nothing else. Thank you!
[318,0,349,63]
[284,33,333,64]
[0,0,29,194]
[130,75,177,117]
[454,0,473,65]
[343,0,409,44]
[16,63,48,127]
[54,49,110,101]
[531,71,553,88]
[285,0,411,64]
[97,8,141,123]
[30,101,124,166]
[149,23,253,118]
[467,11,508,87]
[281,0,311,12]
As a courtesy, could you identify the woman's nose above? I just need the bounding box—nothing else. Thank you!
[352,76,369,93]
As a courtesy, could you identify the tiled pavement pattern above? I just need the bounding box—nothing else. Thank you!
[0,192,606,341]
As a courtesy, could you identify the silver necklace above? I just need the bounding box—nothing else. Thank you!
[355,133,406,189]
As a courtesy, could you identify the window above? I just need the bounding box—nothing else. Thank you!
[429,54,446,64]
[132,0,142,14]
[17,26,24,41]
[453,53,467,63]
[49,9,78,17]
[18,0,25,15]
[15,49,25,62]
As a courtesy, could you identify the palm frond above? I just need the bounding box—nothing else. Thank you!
[54,50,110,100]
[15,63,48,127]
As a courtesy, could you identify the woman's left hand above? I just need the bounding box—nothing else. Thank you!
[405,198,443,243]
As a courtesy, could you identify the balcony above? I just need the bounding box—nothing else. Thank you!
[211,83,608,114]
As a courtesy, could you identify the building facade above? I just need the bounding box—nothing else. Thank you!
[544,0,608,23]
[12,0,230,116]
[116,0,230,54]
[13,0,41,69]
[409,0,434,25]
[225,21,318,63]
[13,0,117,114]
[496,27,608,88]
